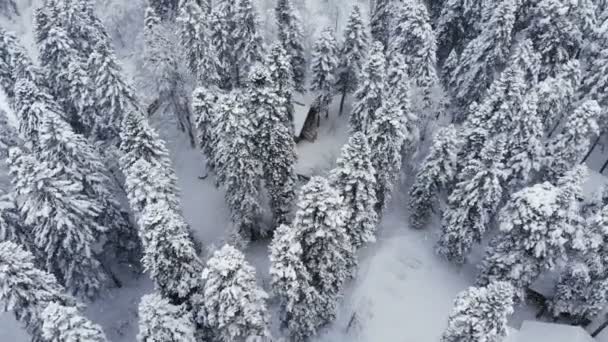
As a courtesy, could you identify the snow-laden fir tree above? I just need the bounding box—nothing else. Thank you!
[12,77,59,144]
[441,281,515,342]
[9,143,108,299]
[248,66,297,228]
[582,24,608,108]
[234,0,265,86]
[0,27,40,104]
[369,95,407,215]
[137,293,196,342]
[286,177,353,328]
[275,0,306,92]
[527,0,583,79]
[41,302,107,342]
[448,0,516,110]
[370,0,391,49]
[389,0,438,112]
[436,0,485,60]
[209,0,237,89]
[0,190,30,250]
[269,224,325,342]
[544,100,600,182]
[0,241,78,342]
[265,43,295,131]
[148,0,179,21]
[477,166,588,298]
[200,245,271,342]
[192,87,218,172]
[329,132,378,249]
[212,93,262,240]
[336,5,368,116]
[537,60,580,135]
[177,0,207,76]
[409,125,460,230]
[310,27,339,118]
[349,41,385,134]
[437,136,508,264]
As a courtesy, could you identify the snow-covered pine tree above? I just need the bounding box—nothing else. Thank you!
[137,293,196,342]
[310,27,339,118]
[370,0,391,49]
[177,0,206,76]
[192,87,218,172]
[0,27,40,105]
[369,95,407,215]
[248,66,297,228]
[436,0,485,61]
[349,41,385,134]
[582,24,608,108]
[409,125,460,230]
[330,132,378,249]
[436,136,508,264]
[527,0,583,79]
[9,134,108,299]
[148,0,179,21]
[41,303,107,342]
[234,0,265,86]
[389,0,438,112]
[269,224,325,341]
[0,241,78,342]
[138,200,203,302]
[200,245,270,342]
[537,60,580,136]
[275,0,306,92]
[209,0,237,90]
[336,5,368,116]
[0,190,30,250]
[212,93,262,240]
[289,177,353,324]
[265,43,295,131]
[448,0,516,110]
[477,166,588,298]
[441,281,515,342]
[544,100,600,182]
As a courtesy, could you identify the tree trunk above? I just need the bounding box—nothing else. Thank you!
[581,133,602,164]
[339,91,347,116]
[548,117,562,138]
[601,157,608,174]
[102,263,122,288]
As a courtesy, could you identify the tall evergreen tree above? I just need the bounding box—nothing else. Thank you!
[41,303,107,342]
[177,0,207,76]
[200,245,271,342]
[0,241,78,342]
[0,27,40,104]
[336,5,368,116]
[275,0,306,92]
[248,66,297,227]
[330,132,378,249]
[537,60,580,135]
[370,0,392,49]
[349,41,385,134]
[0,190,29,250]
[137,293,196,342]
[436,0,485,60]
[209,0,237,89]
[437,136,508,264]
[234,0,265,85]
[192,87,218,172]
[310,28,339,118]
[409,126,460,230]
[369,95,407,214]
[441,281,515,342]
[265,43,295,131]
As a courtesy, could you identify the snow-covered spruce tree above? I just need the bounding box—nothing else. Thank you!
[441,281,515,342]
[527,0,582,79]
[336,5,368,116]
[0,241,78,342]
[310,27,339,118]
[265,43,295,131]
[192,87,218,171]
[9,138,108,299]
[209,0,237,89]
[177,0,207,76]
[275,0,306,92]
[369,95,407,215]
[436,136,508,264]
[248,66,297,228]
[148,0,179,21]
[269,224,325,341]
[137,293,196,342]
[436,0,485,60]
[290,177,354,324]
[0,190,30,250]
[41,302,107,342]
[370,0,392,49]
[537,60,580,135]
[234,0,265,86]
[212,93,262,239]
[12,76,60,144]
[138,200,203,302]
[409,125,460,229]
[349,41,386,134]
[477,166,588,298]
[544,100,600,182]
[582,27,608,107]
[0,27,40,104]
[448,0,516,110]
[200,245,270,342]
[330,132,378,249]
[389,0,438,112]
